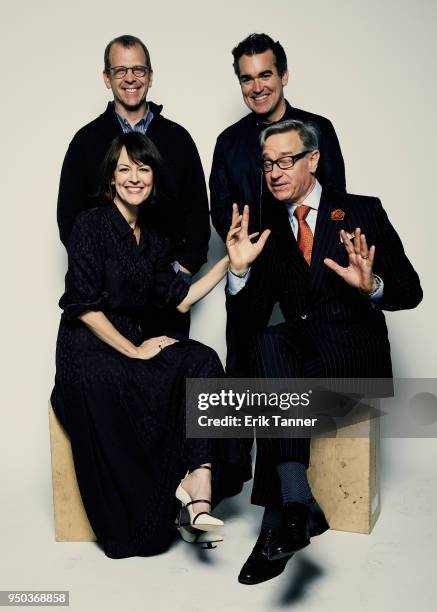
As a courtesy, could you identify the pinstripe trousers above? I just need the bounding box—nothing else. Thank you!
[249,322,325,507]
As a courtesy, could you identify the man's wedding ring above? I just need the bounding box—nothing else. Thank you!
[362,255,369,259]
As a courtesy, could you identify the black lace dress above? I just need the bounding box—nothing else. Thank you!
[51,203,246,558]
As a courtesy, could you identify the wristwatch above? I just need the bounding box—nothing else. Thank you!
[360,274,382,297]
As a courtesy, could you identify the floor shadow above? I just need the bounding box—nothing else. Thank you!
[172,532,221,566]
[215,478,253,520]
[276,554,324,606]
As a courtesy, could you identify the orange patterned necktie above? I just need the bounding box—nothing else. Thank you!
[294,205,313,265]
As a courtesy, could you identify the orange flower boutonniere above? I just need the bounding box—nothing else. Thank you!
[331,209,345,221]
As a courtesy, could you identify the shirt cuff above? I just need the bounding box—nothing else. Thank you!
[227,269,251,295]
[171,261,192,285]
[368,275,384,302]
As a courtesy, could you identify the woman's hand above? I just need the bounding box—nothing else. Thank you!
[77,312,179,359]
[226,204,270,274]
[135,336,178,360]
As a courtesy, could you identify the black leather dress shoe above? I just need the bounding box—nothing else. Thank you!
[267,502,311,561]
[267,499,330,561]
[308,498,330,537]
[238,529,292,585]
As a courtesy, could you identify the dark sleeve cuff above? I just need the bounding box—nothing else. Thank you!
[59,292,108,321]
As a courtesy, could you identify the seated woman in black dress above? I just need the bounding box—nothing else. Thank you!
[51,132,247,559]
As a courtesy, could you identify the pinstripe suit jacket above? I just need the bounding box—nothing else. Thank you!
[226,190,423,379]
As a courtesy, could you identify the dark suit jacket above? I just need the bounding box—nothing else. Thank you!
[210,100,346,241]
[226,190,423,379]
[57,102,210,275]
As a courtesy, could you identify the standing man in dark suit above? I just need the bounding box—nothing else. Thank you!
[210,32,346,374]
[57,34,210,337]
[225,119,422,584]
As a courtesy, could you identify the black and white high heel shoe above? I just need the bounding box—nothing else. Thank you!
[175,508,223,550]
[175,465,224,532]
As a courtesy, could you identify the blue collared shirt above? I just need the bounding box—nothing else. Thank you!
[116,108,154,134]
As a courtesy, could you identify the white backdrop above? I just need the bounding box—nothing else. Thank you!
[1,0,436,608]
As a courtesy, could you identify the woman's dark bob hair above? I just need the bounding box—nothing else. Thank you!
[99,132,166,209]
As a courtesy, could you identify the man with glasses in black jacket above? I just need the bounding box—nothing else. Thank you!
[57,34,210,338]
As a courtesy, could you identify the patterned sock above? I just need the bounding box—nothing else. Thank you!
[276,461,313,504]
[261,507,282,530]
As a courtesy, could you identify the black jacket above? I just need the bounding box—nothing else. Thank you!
[209,100,346,240]
[57,102,210,274]
[226,190,423,379]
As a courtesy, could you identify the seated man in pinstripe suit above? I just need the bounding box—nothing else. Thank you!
[225,119,423,584]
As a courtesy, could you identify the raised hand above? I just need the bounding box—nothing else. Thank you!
[324,228,378,294]
[226,204,270,274]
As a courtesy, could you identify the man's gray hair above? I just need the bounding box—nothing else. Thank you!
[260,119,319,151]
